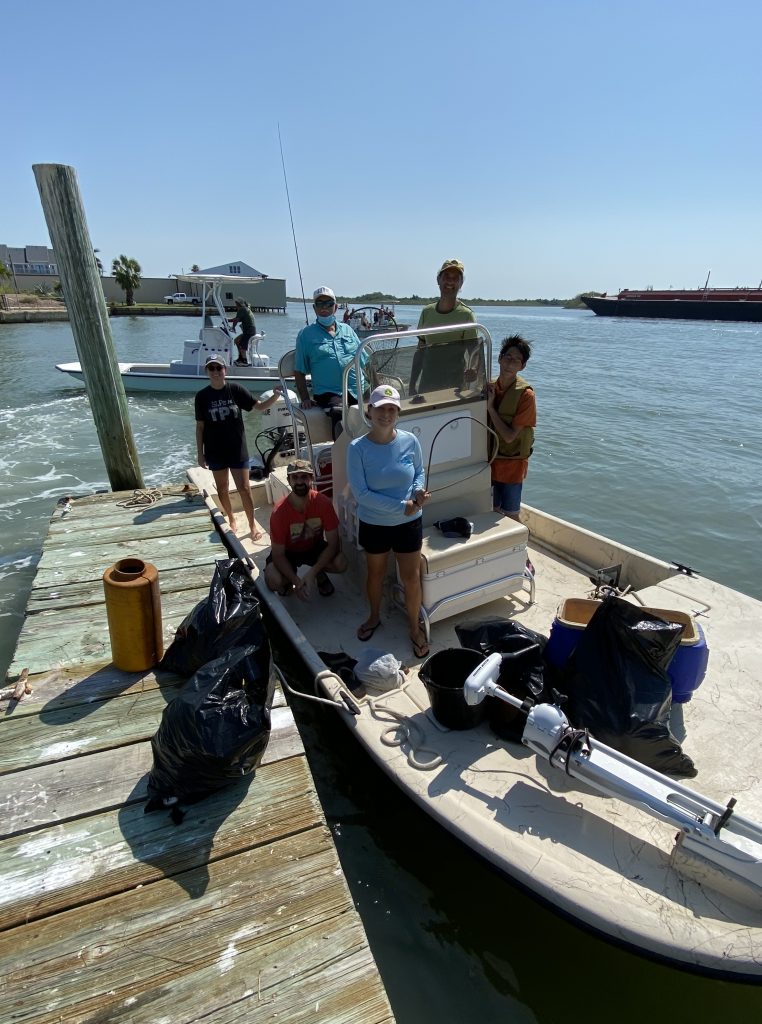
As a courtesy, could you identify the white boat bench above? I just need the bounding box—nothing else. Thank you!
[401,511,534,638]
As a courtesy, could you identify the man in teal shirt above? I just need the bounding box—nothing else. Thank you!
[294,286,364,409]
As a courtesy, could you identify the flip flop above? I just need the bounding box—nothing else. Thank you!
[411,634,430,659]
[316,571,335,597]
[357,621,381,642]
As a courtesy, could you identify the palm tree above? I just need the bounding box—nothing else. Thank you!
[93,249,104,275]
[111,255,142,306]
[191,264,200,273]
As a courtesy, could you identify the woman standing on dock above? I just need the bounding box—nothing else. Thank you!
[194,355,281,539]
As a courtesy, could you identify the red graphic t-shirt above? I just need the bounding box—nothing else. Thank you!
[269,490,339,552]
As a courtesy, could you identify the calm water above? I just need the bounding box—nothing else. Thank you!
[1,305,761,1020]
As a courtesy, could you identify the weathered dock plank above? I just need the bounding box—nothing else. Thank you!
[1,705,300,838]
[9,584,210,678]
[0,829,393,1024]
[0,686,180,774]
[2,661,173,710]
[0,755,319,929]
[26,562,215,611]
[33,535,215,587]
[1,484,395,1023]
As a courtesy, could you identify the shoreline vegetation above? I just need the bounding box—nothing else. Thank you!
[287,292,598,309]
[0,289,602,325]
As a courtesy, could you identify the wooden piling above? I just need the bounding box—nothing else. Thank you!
[33,163,144,491]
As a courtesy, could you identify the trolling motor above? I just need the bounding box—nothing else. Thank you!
[464,652,762,895]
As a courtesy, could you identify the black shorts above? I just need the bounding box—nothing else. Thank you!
[266,539,328,570]
[314,392,358,408]
[359,518,423,555]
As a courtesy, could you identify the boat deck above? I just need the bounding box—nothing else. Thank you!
[188,469,762,979]
[1,485,395,1023]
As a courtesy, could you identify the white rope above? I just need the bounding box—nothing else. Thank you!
[368,701,443,771]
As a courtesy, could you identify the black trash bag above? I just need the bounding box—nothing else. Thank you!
[562,596,697,777]
[159,559,266,677]
[146,640,274,813]
[455,617,551,740]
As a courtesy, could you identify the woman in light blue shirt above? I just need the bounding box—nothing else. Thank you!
[346,385,431,658]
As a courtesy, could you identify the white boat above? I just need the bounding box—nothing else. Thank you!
[56,273,288,396]
[187,324,762,980]
[345,304,408,338]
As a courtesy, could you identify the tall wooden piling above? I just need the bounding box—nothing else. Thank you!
[33,163,144,491]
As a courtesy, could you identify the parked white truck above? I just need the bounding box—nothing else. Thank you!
[164,292,201,305]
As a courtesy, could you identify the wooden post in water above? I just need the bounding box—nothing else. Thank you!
[33,163,144,491]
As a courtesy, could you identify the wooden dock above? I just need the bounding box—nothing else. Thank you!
[1,485,394,1023]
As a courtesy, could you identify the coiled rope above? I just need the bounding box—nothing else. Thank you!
[116,488,164,508]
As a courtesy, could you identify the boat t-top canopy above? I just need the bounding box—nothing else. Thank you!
[174,272,265,286]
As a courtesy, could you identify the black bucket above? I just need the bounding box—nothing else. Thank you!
[420,648,487,730]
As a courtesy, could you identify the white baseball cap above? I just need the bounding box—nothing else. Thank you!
[368,384,401,408]
[313,286,336,301]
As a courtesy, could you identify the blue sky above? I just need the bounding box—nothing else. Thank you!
[4,0,761,299]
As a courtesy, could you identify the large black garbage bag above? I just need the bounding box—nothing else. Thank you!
[563,596,697,777]
[146,641,274,811]
[159,559,266,677]
[455,618,551,740]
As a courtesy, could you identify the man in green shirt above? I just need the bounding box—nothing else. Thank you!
[412,259,479,395]
[228,298,257,366]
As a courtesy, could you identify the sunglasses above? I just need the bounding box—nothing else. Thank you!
[314,299,335,308]
[207,364,224,371]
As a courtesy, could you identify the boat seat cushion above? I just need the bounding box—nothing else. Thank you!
[421,512,528,574]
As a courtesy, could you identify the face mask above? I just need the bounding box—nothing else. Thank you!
[316,313,336,327]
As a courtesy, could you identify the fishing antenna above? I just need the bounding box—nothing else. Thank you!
[278,124,309,325]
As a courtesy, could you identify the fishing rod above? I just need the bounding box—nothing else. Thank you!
[277,124,309,325]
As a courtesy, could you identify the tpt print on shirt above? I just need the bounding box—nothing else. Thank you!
[208,398,241,422]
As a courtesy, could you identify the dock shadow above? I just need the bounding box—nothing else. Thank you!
[131,495,204,525]
[117,773,254,900]
[37,665,184,724]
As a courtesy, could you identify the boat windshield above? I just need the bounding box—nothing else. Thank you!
[349,324,491,422]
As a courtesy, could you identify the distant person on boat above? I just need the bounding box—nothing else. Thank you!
[487,335,536,521]
[294,287,365,431]
[411,258,479,395]
[195,355,282,539]
[228,297,257,366]
[346,385,431,660]
[264,459,348,600]
[343,307,352,323]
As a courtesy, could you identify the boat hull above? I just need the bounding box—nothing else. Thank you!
[56,362,287,396]
[583,294,762,323]
[188,464,762,981]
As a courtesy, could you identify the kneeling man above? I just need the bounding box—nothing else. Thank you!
[265,459,348,600]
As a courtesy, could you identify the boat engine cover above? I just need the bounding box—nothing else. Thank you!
[522,703,570,758]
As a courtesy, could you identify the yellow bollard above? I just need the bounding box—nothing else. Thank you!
[102,558,163,671]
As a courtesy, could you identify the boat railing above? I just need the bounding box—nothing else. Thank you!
[342,322,493,434]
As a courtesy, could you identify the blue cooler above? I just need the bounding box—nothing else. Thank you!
[545,598,708,703]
